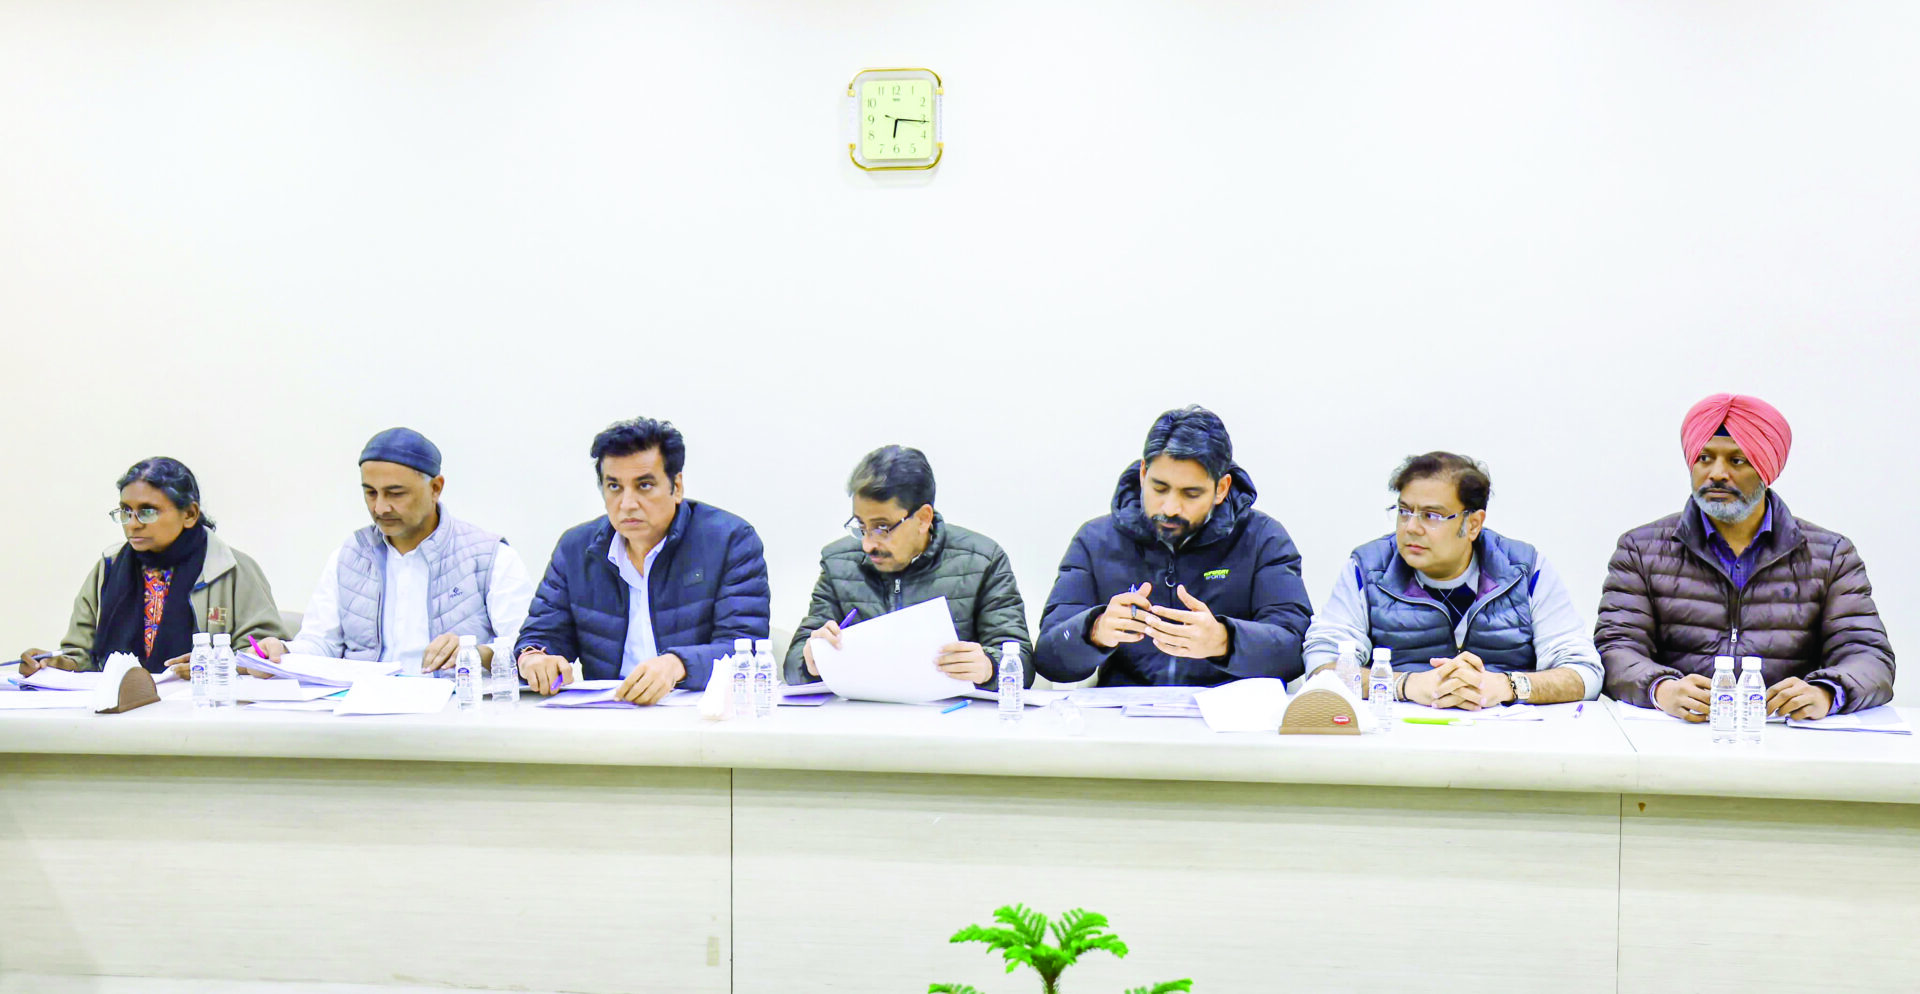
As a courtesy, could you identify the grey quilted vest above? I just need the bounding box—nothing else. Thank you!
[1352,528,1539,672]
[335,507,503,660]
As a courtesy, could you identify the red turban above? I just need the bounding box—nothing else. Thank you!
[1681,394,1792,484]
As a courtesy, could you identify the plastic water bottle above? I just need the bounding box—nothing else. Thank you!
[210,633,235,708]
[752,638,776,718]
[1336,639,1362,697]
[1368,648,1394,734]
[730,637,753,720]
[189,633,213,710]
[490,643,519,710]
[1738,656,1765,746]
[1710,656,1738,744]
[998,641,1023,722]
[453,635,480,712]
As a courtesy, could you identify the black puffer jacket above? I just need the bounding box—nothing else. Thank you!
[783,514,1033,687]
[1034,461,1312,687]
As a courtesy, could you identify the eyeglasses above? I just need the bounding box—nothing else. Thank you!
[108,507,163,525]
[1388,505,1464,527]
[845,515,913,541]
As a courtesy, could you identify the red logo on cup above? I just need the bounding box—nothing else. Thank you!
[1332,715,1351,725]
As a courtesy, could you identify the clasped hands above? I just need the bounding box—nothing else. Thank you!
[1399,652,1514,710]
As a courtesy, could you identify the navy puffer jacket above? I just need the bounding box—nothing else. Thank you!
[1034,462,1312,687]
[515,500,770,686]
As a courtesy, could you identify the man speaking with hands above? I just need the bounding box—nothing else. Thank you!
[1035,406,1312,687]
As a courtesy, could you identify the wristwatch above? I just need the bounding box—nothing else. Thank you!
[1508,672,1532,703]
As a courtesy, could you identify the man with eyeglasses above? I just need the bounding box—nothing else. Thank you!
[255,427,535,675]
[787,445,1033,688]
[1597,394,1893,720]
[1302,452,1601,708]
[1034,405,1312,687]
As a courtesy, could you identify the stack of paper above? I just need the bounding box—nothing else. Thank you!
[9,668,103,692]
[1066,686,1201,708]
[1789,705,1912,734]
[538,687,702,709]
[238,652,401,688]
[810,598,973,704]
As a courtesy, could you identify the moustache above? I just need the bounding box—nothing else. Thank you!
[1695,484,1745,499]
[1151,514,1190,531]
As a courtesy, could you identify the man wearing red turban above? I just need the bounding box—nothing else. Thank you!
[1596,394,1893,720]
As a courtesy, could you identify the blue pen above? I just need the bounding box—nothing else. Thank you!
[939,701,968,714]
[1574,703,1585,718]
[839,609,859,628]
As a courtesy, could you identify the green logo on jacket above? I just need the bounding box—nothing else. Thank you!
[1203,569,1230,580]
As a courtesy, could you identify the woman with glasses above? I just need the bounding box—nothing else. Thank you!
[16,457,289,676]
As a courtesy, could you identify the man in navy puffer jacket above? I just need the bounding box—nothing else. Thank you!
[515,418,769,704]
[1035,406,1312,687]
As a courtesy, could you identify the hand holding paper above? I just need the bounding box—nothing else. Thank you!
[810,598,972,704]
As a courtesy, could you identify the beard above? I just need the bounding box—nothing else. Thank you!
[1692,480,1766,523]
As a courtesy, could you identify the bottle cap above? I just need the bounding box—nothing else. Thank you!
[734,638,753,652]
[212,633,231,645]
[1371,647,1392,663]
[192,633,212,645]
[1740,656,1760,669]
[459,635,478,647]
[753,639,771,653]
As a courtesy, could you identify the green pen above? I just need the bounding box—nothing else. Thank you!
[1402,716,1474,726]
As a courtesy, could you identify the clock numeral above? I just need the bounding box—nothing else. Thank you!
[866,98,875,108]
[908,144,917,154]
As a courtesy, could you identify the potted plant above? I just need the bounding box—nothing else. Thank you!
[929,903,1193,994]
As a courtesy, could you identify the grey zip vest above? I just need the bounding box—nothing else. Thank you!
[335,508,503,660]
[1352,528,1539,672]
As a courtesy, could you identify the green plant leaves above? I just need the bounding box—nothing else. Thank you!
[940,904,1190,994]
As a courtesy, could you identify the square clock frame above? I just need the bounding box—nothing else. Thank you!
[848,67,943,171]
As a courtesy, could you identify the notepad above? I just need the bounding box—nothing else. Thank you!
[809,597,972,704]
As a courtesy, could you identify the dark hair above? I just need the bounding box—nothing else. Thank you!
[591,417,686,481]
[1142,405,1234,481]
[116,457,215,529]
[1389,451,1492,513]
[847,445,936,514]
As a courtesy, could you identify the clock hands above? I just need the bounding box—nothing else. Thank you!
[891,116,928,138]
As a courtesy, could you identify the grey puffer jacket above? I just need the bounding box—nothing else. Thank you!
[783,514,1034,688]
[1595,492,1894,712]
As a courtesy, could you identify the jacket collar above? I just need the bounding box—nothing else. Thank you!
[1110,460,1258,551]
[589,501,694,575]
[1676,490,1802,565]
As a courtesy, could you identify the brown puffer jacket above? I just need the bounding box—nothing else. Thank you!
[1596,492,1894,712]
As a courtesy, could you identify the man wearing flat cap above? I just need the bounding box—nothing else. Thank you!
[258,428,534,673]
[1596,394,1895,720]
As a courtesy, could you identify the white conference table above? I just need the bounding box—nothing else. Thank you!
[1,692,1915,994]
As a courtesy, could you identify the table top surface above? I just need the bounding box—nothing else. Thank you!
[3,678,1916,804]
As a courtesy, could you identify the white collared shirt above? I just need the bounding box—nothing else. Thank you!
[290,537,533,671]
[608,531,664,677]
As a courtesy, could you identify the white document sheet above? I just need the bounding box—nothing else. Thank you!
[0,692,95,710]
[1613,700,1787,724]
[810,597,971,704]
[333,676,453,716]
[539,687,701,709]
[1066,686,1201,708]
[959,687,1068,707]
[239,652,400,688]
[11,668,102,692]
[1193,678,1290,732]
[1394,701,1553,722]
[1788,705,1912,734]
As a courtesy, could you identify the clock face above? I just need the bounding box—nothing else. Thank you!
[859,78,935,161]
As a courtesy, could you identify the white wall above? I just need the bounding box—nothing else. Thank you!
[3,1,1914,701]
